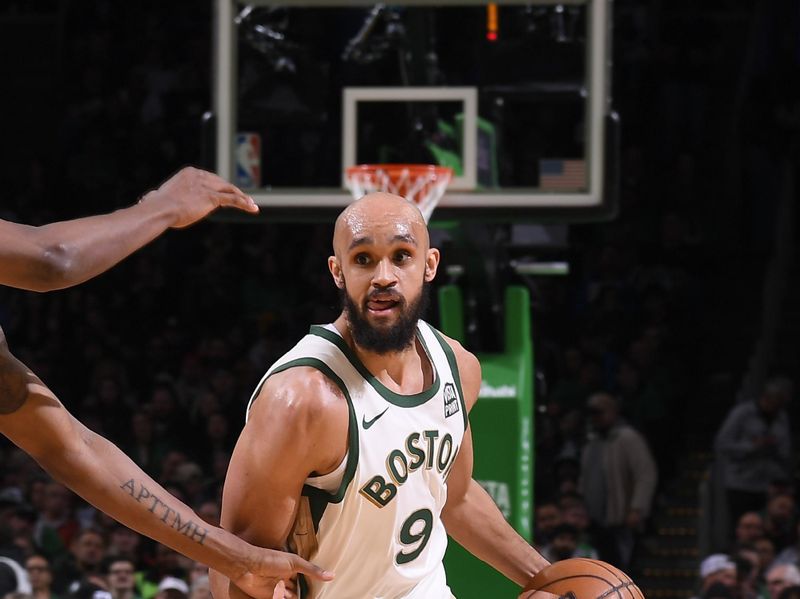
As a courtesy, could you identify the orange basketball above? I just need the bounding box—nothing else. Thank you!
[519,558,645,599]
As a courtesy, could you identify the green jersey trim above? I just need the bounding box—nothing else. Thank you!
[429,326,469,432]
[265,358,358,503]
[308,325,441,408]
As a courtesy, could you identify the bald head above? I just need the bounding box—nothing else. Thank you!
[587,392,620,431]
[587,393,618,414]
[333,193,429,257]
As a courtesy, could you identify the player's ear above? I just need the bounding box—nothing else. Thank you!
[328,256,345,288]
[424,248,440,283]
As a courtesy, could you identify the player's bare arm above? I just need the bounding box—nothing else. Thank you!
[0,167,257,292]
[0,326,331,599]
[440,336,550,587]
[211,368,347,599]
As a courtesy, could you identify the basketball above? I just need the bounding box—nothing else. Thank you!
[519,558,645,599]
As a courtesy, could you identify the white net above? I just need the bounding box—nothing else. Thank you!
[345,164,452,223]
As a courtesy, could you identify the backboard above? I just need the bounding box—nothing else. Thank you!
[213,0,616,221]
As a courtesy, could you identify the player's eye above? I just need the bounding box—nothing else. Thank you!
[393,250,412,263]
[354,253,370,265]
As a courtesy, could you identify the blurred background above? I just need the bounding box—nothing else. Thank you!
[0,1,799,599]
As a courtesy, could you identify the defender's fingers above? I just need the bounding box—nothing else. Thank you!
[212,191,259,213]
[289,555,334,581]
[271,580,285,599]
[203,172,248,195]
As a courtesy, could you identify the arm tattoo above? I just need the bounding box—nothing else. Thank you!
[120,479,209,545]
[0,353,30,414]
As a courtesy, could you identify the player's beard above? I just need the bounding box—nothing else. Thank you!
[340,281,431,355]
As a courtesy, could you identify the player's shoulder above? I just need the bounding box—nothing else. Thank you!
[248,366,347,431]
[432,328,481,409]
[434,329,480,375]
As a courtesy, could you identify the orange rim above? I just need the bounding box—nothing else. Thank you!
[346,164,453,180]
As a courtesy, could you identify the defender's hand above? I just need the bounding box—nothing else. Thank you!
[141,167,258,228]
[231,549,333,599]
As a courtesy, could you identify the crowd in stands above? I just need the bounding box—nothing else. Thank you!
[686,378,799,599]
[1,1,799,599]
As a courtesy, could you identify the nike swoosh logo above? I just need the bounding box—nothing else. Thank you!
[362,407,389,430]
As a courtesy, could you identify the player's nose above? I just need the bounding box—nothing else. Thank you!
[372,257,398,287]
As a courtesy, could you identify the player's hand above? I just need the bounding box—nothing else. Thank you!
[518,590,560,599]
[518,558,556,599]
[231,548,333,599]
[141,167,259,228]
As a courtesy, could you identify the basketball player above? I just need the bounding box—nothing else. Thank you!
[210,192,550,599]
[0,167,332,599]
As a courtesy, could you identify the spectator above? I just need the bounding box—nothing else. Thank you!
[187,576,208,599]
[25,556,56,599]
[196,415,232,472]
[557,491,585,513]
[550,357,603,416]
[534,502,562,547]
[105,559,138,599]
[2,498,37,562]
[134,546,183,599]
[154,578,187,599]
[736,547,763,599]
[552,457,581,496]
[25,482,47,518]
[157,454,189,491]
[0,554,29,598]
[123,414,168,480]
[757,537,778,576]
[579,392,658,569]
[764,494,797,552]
[766,564,800,599]
[714,378,793,531]
[777,587,800,599]
[562,498,599,555]
[540,524,599,563]
[735,512,767,549]
[691,554,738,599]
[9,505,38,559]
[32,484,78,561]
[171,465,206,505]
[82,375,132,443]
[185,565,206,590]
[51,529,106,595]
[148,382,184,449]
[768,481,795,501]
[187,392,220,434]
[775,521,800,567]
[105,527,140,564]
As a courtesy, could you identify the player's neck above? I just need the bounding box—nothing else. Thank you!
[334,316,432,393]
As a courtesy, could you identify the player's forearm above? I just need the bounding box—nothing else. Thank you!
[26,199,177,291]
[41,426,251,580]
[442,480,548,586]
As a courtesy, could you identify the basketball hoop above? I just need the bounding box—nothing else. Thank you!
[345,164,453,223]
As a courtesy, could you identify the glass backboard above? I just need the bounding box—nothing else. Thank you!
[213,0,616,221]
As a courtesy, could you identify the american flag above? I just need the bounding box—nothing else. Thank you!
[539,159,586,190]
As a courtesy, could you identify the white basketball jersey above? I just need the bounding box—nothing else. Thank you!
[247,321,468,599]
